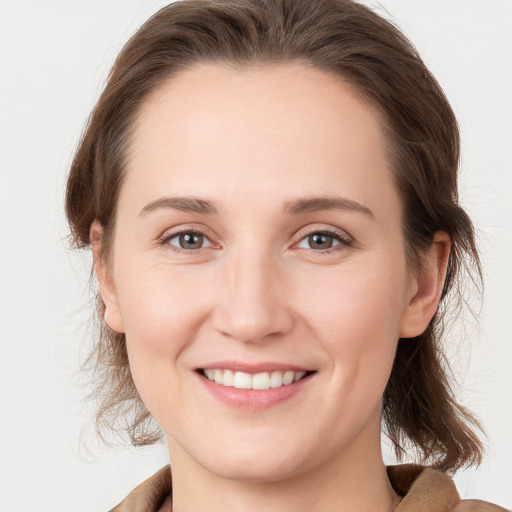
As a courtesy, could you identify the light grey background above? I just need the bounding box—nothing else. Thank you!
[0,1,511,510]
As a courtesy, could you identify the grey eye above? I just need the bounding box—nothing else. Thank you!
[297,232,342,250]
[167,231,211,250]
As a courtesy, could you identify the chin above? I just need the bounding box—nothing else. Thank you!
[209,453,307,483]
[185,434,313,483]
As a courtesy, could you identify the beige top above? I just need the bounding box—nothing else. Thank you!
[108,463,509,512]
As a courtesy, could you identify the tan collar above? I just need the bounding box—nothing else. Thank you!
[109,465,172,512]
[388,464,460,511]
[110,463,506,512]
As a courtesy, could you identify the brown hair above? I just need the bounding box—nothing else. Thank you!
[66,0,483,471]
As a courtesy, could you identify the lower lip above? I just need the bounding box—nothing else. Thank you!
[197,371,314,410]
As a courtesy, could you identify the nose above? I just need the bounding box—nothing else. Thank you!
[211,247,294,344]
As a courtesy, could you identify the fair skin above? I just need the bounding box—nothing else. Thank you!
[92,63,449,512]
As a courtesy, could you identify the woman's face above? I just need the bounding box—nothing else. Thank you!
[98,63,430,481]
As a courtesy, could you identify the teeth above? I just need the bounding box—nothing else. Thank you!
[293,371,306,382]
[270,371,283,388]
[223,369,235,386]
[252,372,270,390]
[203,369,308,389]
[282,370,295,385]
[233,371,252,389]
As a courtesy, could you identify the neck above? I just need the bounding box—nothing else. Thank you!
[167,411,400,512]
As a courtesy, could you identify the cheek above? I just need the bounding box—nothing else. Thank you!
[302,257,407,344]
[114,263,217,426]
[299,256,407,398]
[117,260,208,348]
[113,259,211,392]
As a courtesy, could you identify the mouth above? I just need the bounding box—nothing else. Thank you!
[197,368,315,390]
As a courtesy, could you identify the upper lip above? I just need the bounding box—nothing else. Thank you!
[198,360,314,374]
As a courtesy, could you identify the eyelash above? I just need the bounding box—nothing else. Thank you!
[160,227,353,255]
[296,227,353,255]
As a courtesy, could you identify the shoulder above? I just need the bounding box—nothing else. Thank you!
[453,500,510,512]
[108,465,172,512]
[387,464,509,512]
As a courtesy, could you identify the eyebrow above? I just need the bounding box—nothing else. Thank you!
[283,196,375,218]
[139,195,374,218]
[139,196,218,216]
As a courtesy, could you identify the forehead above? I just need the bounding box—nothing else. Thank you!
[123,62,396,216]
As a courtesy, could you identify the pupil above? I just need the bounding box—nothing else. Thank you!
[310,233,332,249]
[180,232,203,249]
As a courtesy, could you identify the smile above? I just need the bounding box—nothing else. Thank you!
[201,369,308,390]
[197,363,316,410]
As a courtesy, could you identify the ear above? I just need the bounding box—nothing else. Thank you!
[90,220,125,334]
[399,231,451,338]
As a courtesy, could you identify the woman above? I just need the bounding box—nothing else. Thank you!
[65,0,508,510]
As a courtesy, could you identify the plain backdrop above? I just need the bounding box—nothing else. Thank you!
[0,1,511,511]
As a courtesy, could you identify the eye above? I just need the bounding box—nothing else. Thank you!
[165,231,212,251]
[295,230,351,252]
